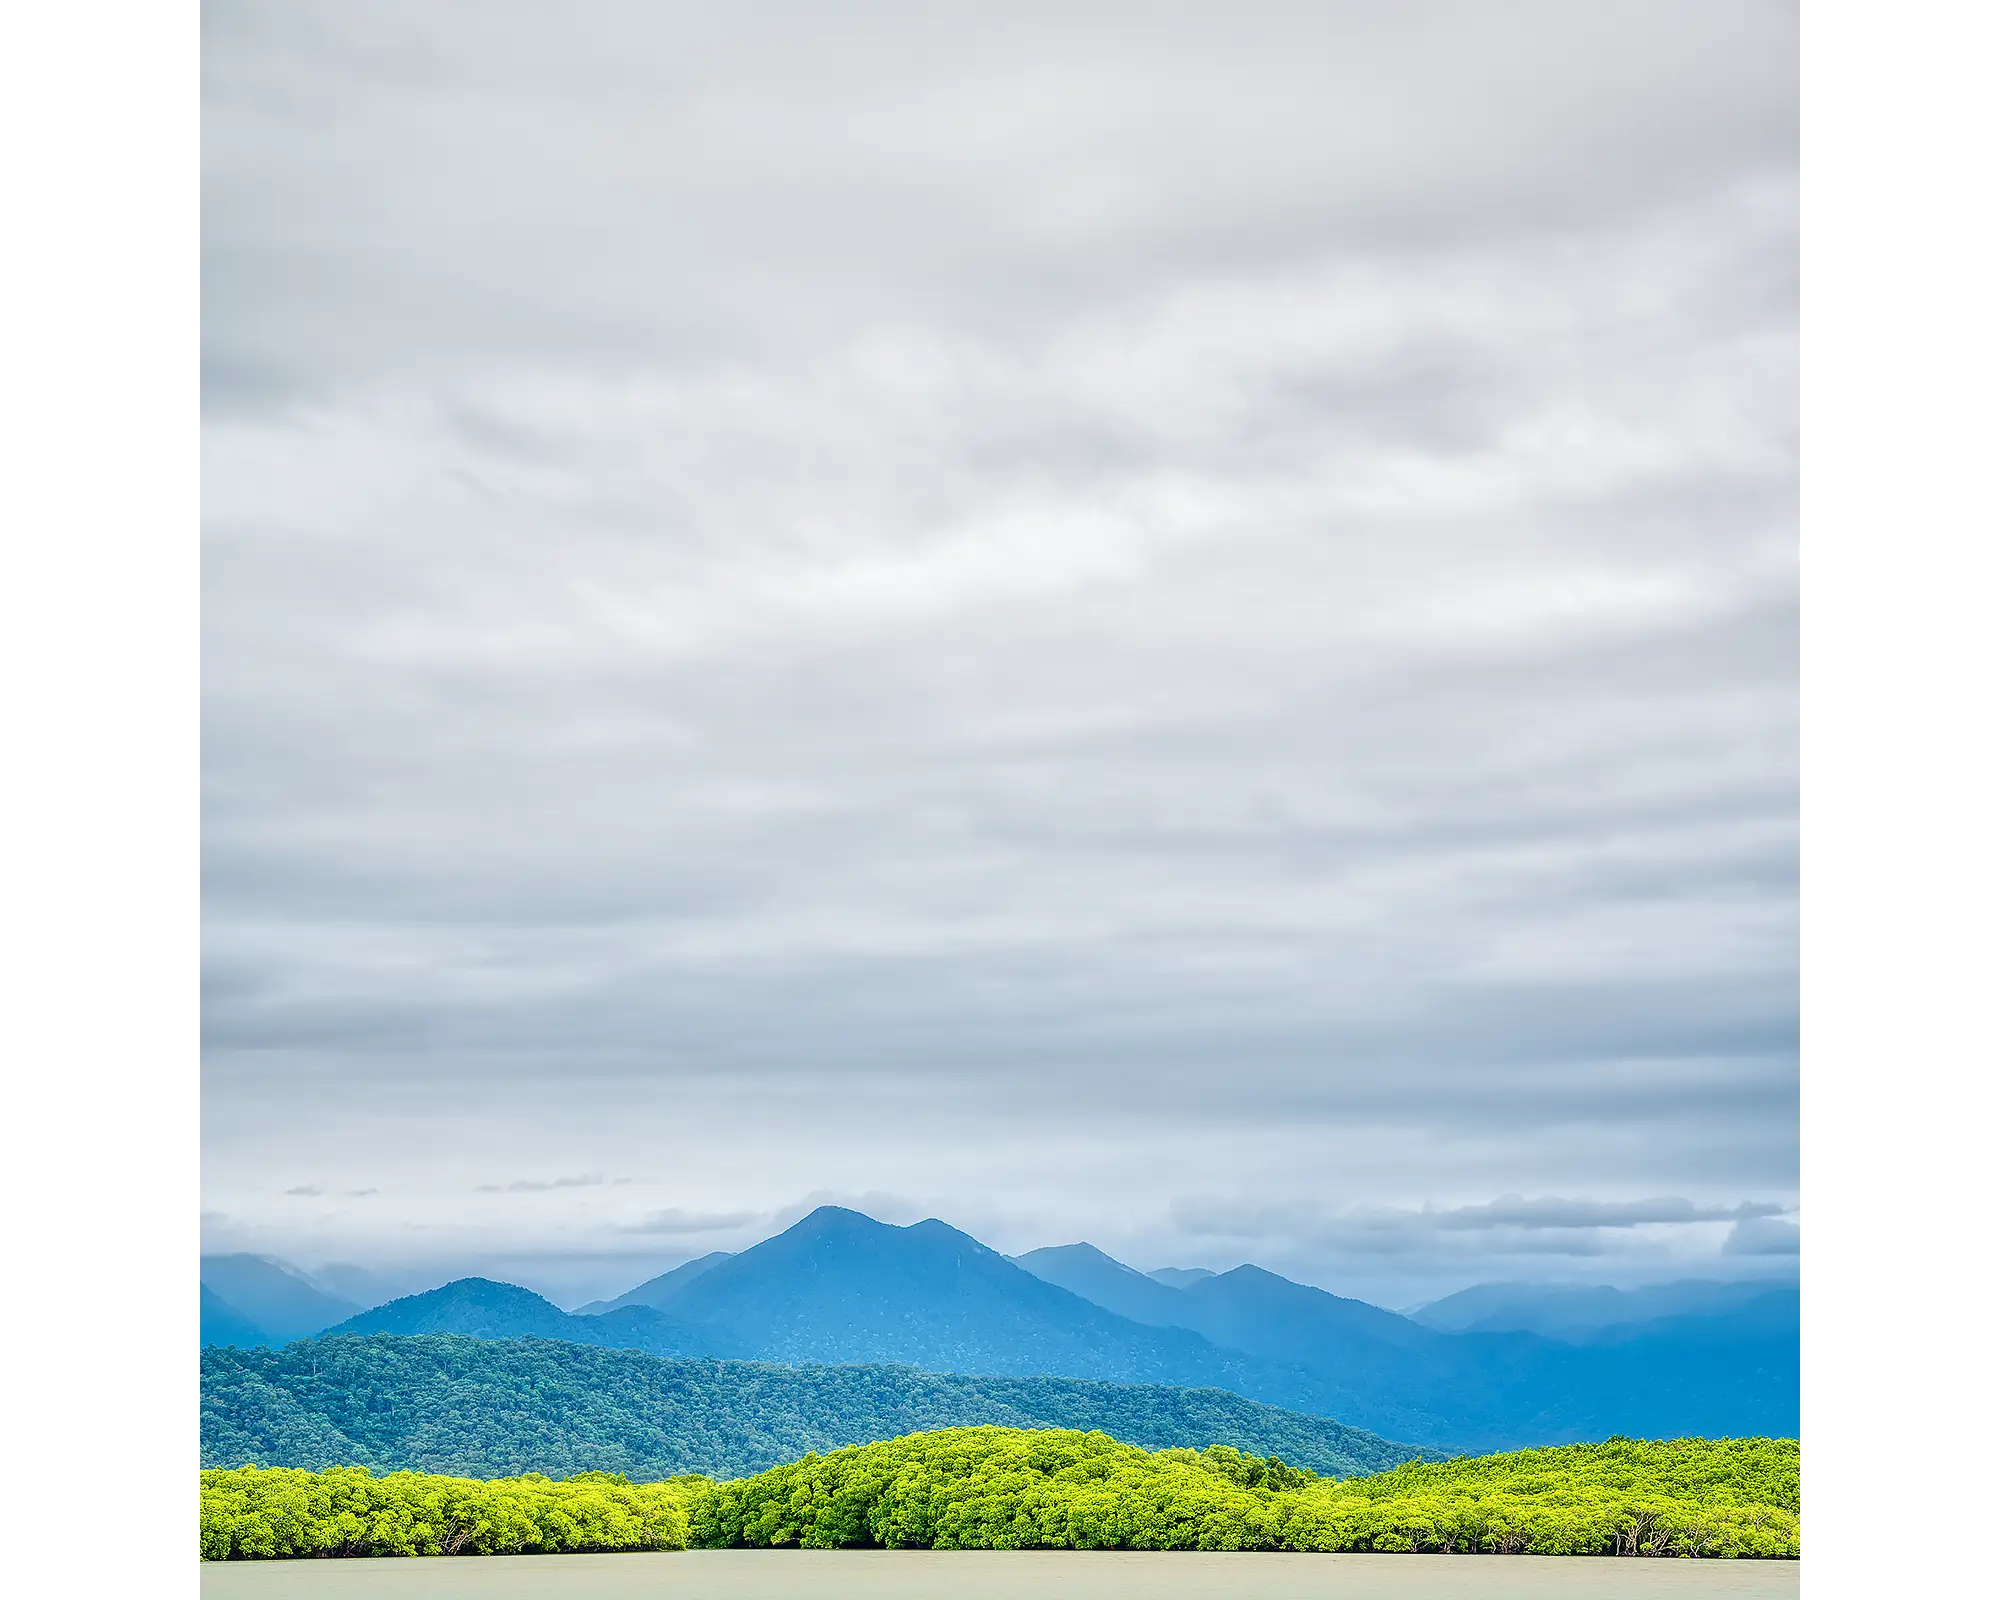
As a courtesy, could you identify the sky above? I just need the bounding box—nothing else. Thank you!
[201,0,1798,1310]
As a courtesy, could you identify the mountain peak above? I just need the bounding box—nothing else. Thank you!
[776,1207,994,1257]
[317,1274,713,1359]
[904,1216,994,1249]
[790,1204,888,1237]
[432,1276,553,1302]
[1024,1243,1157,1281]
[1013,1242,1192,1328]
[325,1276,564,1329]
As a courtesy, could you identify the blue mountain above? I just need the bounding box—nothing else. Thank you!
[575,1250,734,1315]
[1410,1278,1792,1340]
[1147,1266,1216,1288]
[628,1209,1354,1410]
[1012,1243,1190,1326]
[1022,1248,1433,1361]
[318,1276,717,1359]
[201,1283,271,1348]
[200,1255,359,1343]
[1019,1243,1798,1448]
[1591,1286,1799,1347]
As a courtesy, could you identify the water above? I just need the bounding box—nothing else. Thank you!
[201,1551,1801,1600]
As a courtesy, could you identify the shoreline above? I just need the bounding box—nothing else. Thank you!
[199,1549,1805,1600]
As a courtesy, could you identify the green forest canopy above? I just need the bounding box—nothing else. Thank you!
[202,1333,1423,1481]
[202,1427,1799,1561]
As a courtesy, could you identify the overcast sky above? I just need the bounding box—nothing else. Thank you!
[201,0,1798,1309]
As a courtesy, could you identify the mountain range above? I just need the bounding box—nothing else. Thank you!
[1406,1278,1786,1341]
[205,1206,1796,1452]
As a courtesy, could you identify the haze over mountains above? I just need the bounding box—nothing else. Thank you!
[202,1206,1796,1454]
[199,1254,360,1344]
[1406,1280,1784,1341]
[575,1251,734,1316]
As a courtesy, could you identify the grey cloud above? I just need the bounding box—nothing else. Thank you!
[284,1185,324,1197]
[615,1193,928,1238]
[201,2,1795,405]
[1168,1195,1792,1266]
[475,1175,611,1193]
[1172,1196,1782,1240]
[620,1208,764,1236]
[1428,1196,1784,1231]
[1722,1216,1800,1256]
[201,2,1796,1296]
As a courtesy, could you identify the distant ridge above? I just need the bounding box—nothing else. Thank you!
[319,1277,715,1359]
[1018,1248,1798,1449]
[575,1250,734,1316]
[202,1333,1428,1482]
[1147,1266,1216,1288]
[201,1284,271,1349]
[200,1255,359,1343]
[1014,1243,1192,1326]
[1410,1279,1795,1341]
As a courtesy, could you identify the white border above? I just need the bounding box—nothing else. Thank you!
[6,2,1992,1589]
[0,3,198,1593]
[1806,2,1999,1594]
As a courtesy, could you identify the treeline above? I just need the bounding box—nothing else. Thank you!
[200,1466,695,1560]
[203,1427,1799,1560]
[202,1334,1422,1482]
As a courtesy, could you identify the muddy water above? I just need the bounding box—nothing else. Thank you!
[202,1550,1800,1600]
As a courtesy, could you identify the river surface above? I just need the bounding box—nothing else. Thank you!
[202,1551,1800,1600]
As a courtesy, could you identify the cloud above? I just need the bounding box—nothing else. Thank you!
[475,1174,612,1194]
[284,1185,323,1197]
[1722,1216,1800,1256]
[1173,1194,1781,1237]
[1428,1196,1783,1230]
[620,1208,763,1236]
[200,3,1796,1299]
[1169,1194,1790,1261]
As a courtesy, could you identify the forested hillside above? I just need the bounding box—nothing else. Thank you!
[201,1428,1799,1560]
[202,1334,1424,1482]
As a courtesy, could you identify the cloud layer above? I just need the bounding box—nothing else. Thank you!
[202,1,1797,1306]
